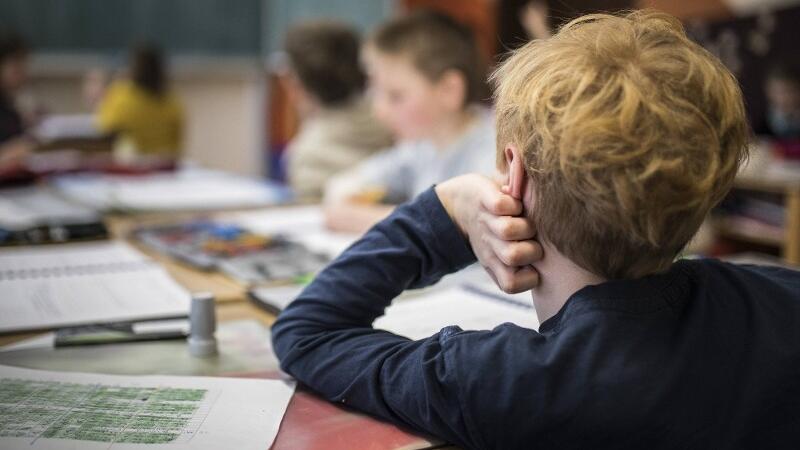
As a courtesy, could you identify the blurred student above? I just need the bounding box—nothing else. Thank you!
[283,21,392,200]
[324,11,495,233]
[0,32,33,172]
[96,44,184,160]
[757,62,800,140]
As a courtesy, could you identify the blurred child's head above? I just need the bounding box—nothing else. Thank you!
[0,32,29,96]
[364,11,486,140]
[765,62,800,138]
[284,20,365,116]
[130,44,166,97]
[492,11,748,280]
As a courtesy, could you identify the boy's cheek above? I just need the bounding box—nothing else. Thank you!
[394,104,440,139]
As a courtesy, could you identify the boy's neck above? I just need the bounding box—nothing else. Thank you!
[530,243,607,324]
[430,107,477,150]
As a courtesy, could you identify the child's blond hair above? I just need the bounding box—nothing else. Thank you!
[492,10,749,279]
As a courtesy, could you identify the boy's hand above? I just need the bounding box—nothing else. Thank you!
[435,175,542,294]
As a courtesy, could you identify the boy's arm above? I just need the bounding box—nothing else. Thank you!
[272,187,479,447]
[273,179,542,447]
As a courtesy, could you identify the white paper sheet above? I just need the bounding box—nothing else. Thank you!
[229,206,359,258]
[52,168,288,212]
[0,365,295,450]
[0,242,190,333]
[249,284,307,312]
[32,114,100,142]
[0,241,146,274]
[375,286,539,340]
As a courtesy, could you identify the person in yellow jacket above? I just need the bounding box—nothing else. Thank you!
[97,45,183,158]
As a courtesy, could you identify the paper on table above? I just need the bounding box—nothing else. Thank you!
[0,242,190,333]
[230,206,325,235]
[32,114,101,142]
[0,364,295,450]
[249,284,307,313]
[229,206,359,258]
[0,241,146,274]
[52,168,289,212]
[375,286,539,340]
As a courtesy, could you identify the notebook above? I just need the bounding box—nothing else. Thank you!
[0,241,190,333]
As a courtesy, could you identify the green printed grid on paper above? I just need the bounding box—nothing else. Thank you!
[0,378,207,444]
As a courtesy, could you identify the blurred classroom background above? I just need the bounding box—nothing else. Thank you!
[0,0,797,298]
[4,0,798,262]
[1,0,796,175]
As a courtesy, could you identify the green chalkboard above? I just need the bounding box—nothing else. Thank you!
[0,0,263,56]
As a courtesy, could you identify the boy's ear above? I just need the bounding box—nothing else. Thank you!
[504,145,527,201]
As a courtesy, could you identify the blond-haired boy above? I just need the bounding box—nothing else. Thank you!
[274,11,799,449]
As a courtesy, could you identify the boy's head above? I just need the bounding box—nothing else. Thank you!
[284,20,365,110]
[364,11,486,140]
[0,32,29,96]
[492,10,749,280]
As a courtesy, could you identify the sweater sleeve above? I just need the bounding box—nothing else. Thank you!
[271,187,481,448]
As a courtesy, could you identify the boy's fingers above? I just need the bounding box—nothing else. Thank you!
[485,235,543,267]
[483,214,536,241]
[481,190,521,216]
[483,255,540,294]
[509,266,541,292]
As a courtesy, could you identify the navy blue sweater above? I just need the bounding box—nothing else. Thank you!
[272,188,800,450]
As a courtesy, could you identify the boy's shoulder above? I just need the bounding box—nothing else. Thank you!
[682,257,800,293]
